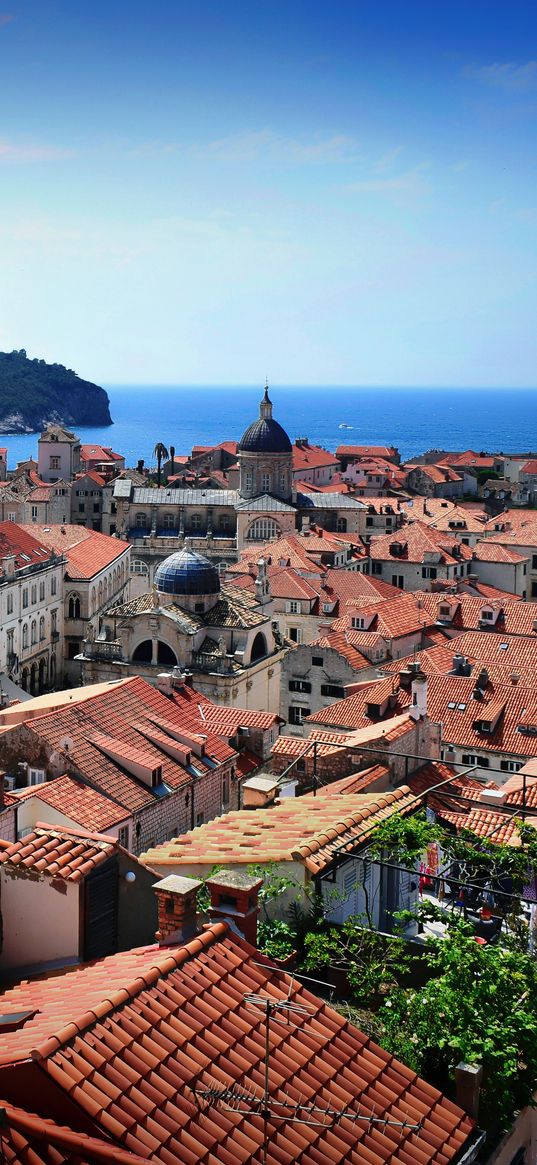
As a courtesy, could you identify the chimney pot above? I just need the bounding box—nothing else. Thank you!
[154,874,202,946]
[455,1061,482,1120]
[206,868,262,946]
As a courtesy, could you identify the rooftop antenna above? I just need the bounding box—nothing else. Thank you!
[192,976,423,1165]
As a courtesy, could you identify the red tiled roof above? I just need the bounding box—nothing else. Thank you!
[411,590,536,635]
[0,1099,150,1165]
[9,773,129,832]
[80,443,124,463]
[0,822,117,882]
[473,540,528,564]
[19,523,130,579]
[141,787,418,873]
[0,925,474,1163]
[521,459,537,474]
[306,678,412,729]
[368,522,474,566]
[292,442,339,471]
[336,444,398,459]
[309,629,370,670]
[0,521,57,572]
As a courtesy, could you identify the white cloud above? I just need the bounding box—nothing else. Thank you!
[196,129,359,164]
[464,60,537,92]
[346,163,432,198]
[0,140,73,163]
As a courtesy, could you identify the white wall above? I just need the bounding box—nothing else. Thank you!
[0,868,79,971]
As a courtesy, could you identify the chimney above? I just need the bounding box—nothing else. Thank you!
[154,874,202,945]
[156,673,173,696]
[455,1062,482,1120]
[206,868,262,946]
[170,445,175,475]
[410,670,428,720]
[2,555,16,579]
[302,516,311,533]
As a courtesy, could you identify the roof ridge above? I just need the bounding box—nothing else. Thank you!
[31,922,228,1061]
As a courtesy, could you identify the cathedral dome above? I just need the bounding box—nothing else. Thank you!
[154,546,221,597]
[238,387,292,454]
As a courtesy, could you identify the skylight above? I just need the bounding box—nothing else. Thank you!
[457,703,467,711]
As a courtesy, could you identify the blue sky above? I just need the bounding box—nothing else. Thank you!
[1,0,536,385]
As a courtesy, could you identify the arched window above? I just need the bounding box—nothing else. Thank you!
[132,640,153,663]
[250,631,268,662]
[31,620,37,645]
[68,593,81,619]
[91,586,96,612]
[22,624,29,649]
[103,579,108,602]
[39,615,45,641]
[246,518,281,542]
[135,512,147,528]
[98,581,103,606]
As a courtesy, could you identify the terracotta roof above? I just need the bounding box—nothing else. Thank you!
[309,629,370,670]
[411,591,537,636]
[195,705,280,733]
[0,1099,150,1165]
[141,787,418,873]
[19,523,130,580]
[292,442,339,471]
[336,445,398,459]
[368,522,474,566]
[306,678,411,730]
[521,459,537,474]
[424,674,537,759]
[0,924,474,1163]
[431,802,536,845]
[80,443,124,463]
[0,822,117,882]
[405,464,462,485]
[339,592,429,640]
[472,540,528,564]
[9,773,129,832]
[5,676,235,814]
[0,521,57,572]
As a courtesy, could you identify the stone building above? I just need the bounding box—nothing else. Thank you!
[80,544,285,712]
[0,522,65,695]
[37,425,81,483]
[112,387,364,587]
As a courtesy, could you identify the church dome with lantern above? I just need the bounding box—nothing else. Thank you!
[238,386,293,502]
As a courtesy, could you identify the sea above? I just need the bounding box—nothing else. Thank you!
[3,385,537,469]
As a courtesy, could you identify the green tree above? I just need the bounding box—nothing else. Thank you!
[153,442,169,487]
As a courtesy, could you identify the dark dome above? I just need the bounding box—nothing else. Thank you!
[154,547,221,597]
[239,417,292,454]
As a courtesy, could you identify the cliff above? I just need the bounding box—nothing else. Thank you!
[0,350,113,433]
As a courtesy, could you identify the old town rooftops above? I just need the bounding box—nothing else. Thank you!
[0,1099,151,1165]
[0,924,474,1164]
[140,787,417,873]
[368,522,474,565]
[8,773,129,833]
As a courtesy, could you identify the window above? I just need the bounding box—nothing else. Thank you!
[39,616,45,640]
[246,518,281,541]
[322,603,332,614]
[336,517,347,533]
[261,473,271,493]
[366,517,374,528]
[51,577,57,596]
[163,512,175,529]
[31,505,38,521]
[422,566,437,579]
[288,627,302,644]
[68,593,81,619]
[462,754,489,767]
[118,826,129,849]
[50,456,61,470]
[312,656,324,667]
[22,624,29,648]
[287,600,300,614]
[7,512,15,522]
[280,473,287,492]
[391,574,404,589]
[321,684,345,698]
[51,610,57,634]
[196,812,204,826]
[289,706,310,725]
[532,555,537,570]
[31,585,37,604]
[39,581,45,601]
[78,503,85,513]
[500,760,523,773]
[190,514,203,531]
[351,616,365,629]
[135,512,147,528]
[31,620,37,645]
[22,588,28,609]
[371,561,382,575]
[222,774,229,806]
[67,640,81,659]
[6,593,13,615]
[289,679,311,693]
[7,629,14,654]
[245,471,253,490]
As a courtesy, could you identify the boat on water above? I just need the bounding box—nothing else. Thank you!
[338,423,353,429]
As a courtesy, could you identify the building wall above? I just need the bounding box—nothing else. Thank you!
[0,557,64,694]
[368,557,467,592]
[281,644,377,735]
[14,796,131,844]
[0,868,79,972]
[38,435,80,483]
[471,556,528,597]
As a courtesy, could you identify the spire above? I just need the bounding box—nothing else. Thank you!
[260,380,273,420]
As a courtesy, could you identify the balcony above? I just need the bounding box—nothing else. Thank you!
[82,639,124,662]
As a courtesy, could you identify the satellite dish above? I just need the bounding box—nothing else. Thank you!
[59,734,75,754]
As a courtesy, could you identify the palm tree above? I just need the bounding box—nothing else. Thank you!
[153,442,169,488]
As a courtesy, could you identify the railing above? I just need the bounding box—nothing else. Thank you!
[82,639,124,661]
[192,653,237,675]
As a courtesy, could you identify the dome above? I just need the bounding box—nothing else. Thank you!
[238,387,292,454]
[154,546,221,597]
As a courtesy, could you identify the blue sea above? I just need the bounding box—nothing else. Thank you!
[2,385,537,469]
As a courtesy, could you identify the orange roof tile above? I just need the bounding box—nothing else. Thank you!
[0,925,474,1164]
[0,521,57,572]
[9,773,129,832]
[19,523,130,579]
[0,822,117,882]
[0,1099,150,1164]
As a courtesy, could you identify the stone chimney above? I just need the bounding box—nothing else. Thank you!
[455,1062,482,1120]
[154,874,202,946]
[206,869,262,946]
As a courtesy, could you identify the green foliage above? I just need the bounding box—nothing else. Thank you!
[368,811,442,862]
[257,919,295,960]
[303,915,411,1001]
[0,349,112,431]
[377,918,537,1135]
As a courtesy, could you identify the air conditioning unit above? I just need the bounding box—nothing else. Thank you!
[3,776,16,792]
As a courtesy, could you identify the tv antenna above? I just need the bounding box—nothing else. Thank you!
[192,980,423,1165]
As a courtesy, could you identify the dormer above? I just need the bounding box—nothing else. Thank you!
[389,540,406,558]
[479,604,501,628]
[472,700,505,735]
[147,715,207,758]
[90,732,163,788]
[436,597,459,624]
[423,550,442,565]
[350,611,375,631]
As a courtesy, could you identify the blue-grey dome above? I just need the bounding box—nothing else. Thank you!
[155,547,221,597]
[239,386,292,454]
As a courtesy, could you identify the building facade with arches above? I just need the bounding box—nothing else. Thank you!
[80,546,285,712]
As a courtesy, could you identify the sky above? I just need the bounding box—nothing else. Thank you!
[0,0,536,386]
